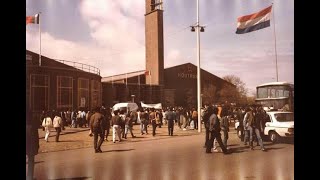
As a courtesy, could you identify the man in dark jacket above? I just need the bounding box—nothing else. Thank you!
[26,107,39,180]
[202,105,211,148]
[166,107,175,136]
[90,107,105,153]
[206,107,229,154]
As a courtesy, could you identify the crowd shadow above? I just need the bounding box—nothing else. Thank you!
[49,177,92,180]
[102,148,135,153]
[56,140,82,143]
[227,143,286,153]
[228,146,248,154]
[264,147,285,151]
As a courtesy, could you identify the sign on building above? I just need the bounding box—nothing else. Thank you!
[80,97,86,107]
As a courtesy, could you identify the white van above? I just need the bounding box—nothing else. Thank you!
[112,102,139,113]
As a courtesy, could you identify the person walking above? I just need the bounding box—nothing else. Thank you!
[191,108,198,130]
[139,109,146,135]
[166,107,175,136]
[206,107,228,154]
[252,107,266,151]
[26,107,39,180]
[202,105,211,148]
[220,107,230,149]
[124,111,136,138]
[100,107,112,141]
[243,107,254,149]
[111,109,122,143]
[89,107,105,153]
[42,111,53,142]
[149,108,157,136]
[53,112,63,142]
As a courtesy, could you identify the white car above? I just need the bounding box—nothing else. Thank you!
[264,111,294,143]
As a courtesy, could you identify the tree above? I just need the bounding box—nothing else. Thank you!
[202,84,217,106]
[221,75,249,105]
[184,88,196,108]
[217,83,238,104]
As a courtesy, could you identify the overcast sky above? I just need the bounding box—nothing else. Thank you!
[26,0,293,95]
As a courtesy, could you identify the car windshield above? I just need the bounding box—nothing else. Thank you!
[274,113,294,122]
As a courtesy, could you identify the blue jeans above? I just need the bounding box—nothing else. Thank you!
[254,128,265,149]
[244,126,253,144]
[140,123,145,133]
[221,129,228,148]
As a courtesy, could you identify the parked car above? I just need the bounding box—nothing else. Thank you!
[264,111,294,143]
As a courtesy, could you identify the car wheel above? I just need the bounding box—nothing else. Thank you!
[269,131,280,143]
[236,127,242,139]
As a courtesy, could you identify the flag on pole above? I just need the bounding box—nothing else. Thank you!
[236,5,272,34]
[26,14,40,25]
[145,70,151,76]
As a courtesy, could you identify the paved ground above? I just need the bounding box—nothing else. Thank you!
[33,122,294,180]
[38,123,206,153]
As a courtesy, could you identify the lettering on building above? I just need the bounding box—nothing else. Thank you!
[177,64,197,79]
[177,73,197,79]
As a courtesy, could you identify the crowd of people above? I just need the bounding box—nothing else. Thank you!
[27,103,271,179]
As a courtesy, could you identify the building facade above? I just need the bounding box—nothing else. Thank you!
[26,50,102,122]
[101,63,235,108]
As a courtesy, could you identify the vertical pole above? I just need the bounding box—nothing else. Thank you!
[126,73,128,88]
[39,12,42,66]
[138,74,140,102]
[196,0,201,132]
[272,4,278,82]
[111,76,113,88]
[150,71,152,103]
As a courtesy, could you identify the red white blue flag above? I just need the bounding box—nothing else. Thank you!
[26,14,40,25]
[236,5,272,34]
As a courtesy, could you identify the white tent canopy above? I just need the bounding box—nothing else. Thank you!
[141,102,162,109]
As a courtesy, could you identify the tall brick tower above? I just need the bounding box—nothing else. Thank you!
[145,0,164,85]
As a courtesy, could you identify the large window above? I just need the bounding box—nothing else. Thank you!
[257,85,291,99]
[257,87,268,98]
[91,80,101,108]
[78,78,89,108]
[256,83,294,111]
[31,74,49,111]
[57,76,73,109]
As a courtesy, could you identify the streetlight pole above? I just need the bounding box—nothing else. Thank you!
[190,0,204,133]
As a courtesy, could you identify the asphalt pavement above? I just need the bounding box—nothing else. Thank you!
[37,123,207,153]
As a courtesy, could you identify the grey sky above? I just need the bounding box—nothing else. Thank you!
[26,0,294,95]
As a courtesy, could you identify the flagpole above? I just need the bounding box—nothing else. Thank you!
[126,73,128,88]
[39,12,42,66]
[111,76,113,88]
[149,71,151,85]
[150,71,152,103]
[271,4,278,82]
[196,0,201,133]
[138,74,140,102]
